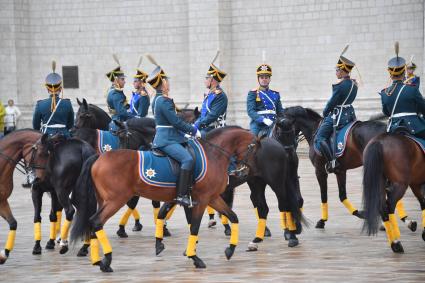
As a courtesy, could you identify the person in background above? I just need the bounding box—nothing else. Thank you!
[0,101,5,139]
[4,99,21,135]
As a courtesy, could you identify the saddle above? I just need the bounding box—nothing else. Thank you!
[151,143,196,176]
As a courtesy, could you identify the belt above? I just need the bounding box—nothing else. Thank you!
[391,112,417,118]
[156,125,173,128]
[42,124,66,128]
[336,104,352,108]
[257,110,276,115]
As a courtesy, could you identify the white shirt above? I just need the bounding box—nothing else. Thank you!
[5,105,21,128]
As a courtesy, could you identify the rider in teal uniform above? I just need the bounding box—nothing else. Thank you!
[380,43,425,139]
[404,57,420,89]
[130,57,150,117]
[32,61,74,137]
[314,46,358,173]
[146,55,201,207]
[106,55,135,131]
[247,62,284,136]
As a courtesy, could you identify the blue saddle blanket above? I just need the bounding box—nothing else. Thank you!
[97,130,120,153]
[334,121,359,157]
[137,139,208,188]
[405,135,425,154]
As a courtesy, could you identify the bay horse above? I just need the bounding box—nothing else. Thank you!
[0,130,51,264]
[70,127,264,272]
[282,106,416,230]
[362,133,425,253]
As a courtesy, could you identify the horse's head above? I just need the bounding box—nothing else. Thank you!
[177,107,200,123]
[75,98,94,129]
[114,118,156,150]
[274,116,297,149]
[282,106,322,143]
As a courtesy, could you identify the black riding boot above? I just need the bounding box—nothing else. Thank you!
[175,169,196,207]
[320,140,338,173]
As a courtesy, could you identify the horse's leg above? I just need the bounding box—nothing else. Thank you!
[55,210,62,241]
[395,199,417,232]
[208,196,239,260]
[45,191,61,250]
[336,170,363,219]
[31,183,43,255]
[315,165,329,228]
[116,196,140,238]
[56,188,75,255]
[186,201,208,268]
[206,206,217,228]
[155,202,176,255]
[247,178,268,251]
[0,200,17,264]
[386,183,407,253]
[409,185,425,241]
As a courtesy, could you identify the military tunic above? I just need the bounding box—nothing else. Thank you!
[32,96,74,137]
[194,88,228,133]
[247,87,284,136]
[380,80,425,138]
[107,86,135,130]
[130,90,150,117]
[314,77,358,151]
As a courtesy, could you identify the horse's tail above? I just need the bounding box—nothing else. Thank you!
[70,154,99,245]
[362,141,385,236]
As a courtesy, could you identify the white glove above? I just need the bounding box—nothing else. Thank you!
[263,118,273,126]
[184,134,192,139]
[195,129,202,139]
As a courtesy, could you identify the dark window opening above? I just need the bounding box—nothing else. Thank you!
[62,66,79,89]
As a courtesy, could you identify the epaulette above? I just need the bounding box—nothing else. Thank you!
[269,89,279,94]
[250,88,258,93]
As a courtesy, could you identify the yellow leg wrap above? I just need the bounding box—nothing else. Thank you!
[396,200,408,220]
[383,220,394,245]
[155,219,165,239]
[84,239,90,245]
[255,218,267,239]
[207,206,215,215]
[95,229,112,254]
[132,209,140,221]
[254,208,259,220]
[119,208,133,226]
[165,205,177,221]
[185,235,198,257]
[56,211,62,235]
[153,207,160,224]
[49,221,57,240]
[60,219,72,241]
[90,238,101,264]
[230,223,239,245]
[5,230,16,251]
[280,212,287,230]
[321,203,328,221]
[34,222,41,241]
[389,214,400,240]
[422,210,425,228]
[342,199,357,215]
[286,212,297,231]
[221,215,229,225]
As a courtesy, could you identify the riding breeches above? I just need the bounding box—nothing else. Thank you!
[158,143,194,170]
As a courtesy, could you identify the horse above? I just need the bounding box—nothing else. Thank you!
[0,130,52,264]
[70,127,265,272]
[75,98,111,130]
[362,132,425,253]
[281,106,416,230]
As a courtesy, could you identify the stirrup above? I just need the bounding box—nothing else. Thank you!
[175,195,197,208]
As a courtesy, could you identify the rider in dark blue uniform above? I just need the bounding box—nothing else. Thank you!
[106,55,135,131]
[380,43,425,139]
[32,61,74,137]
[146,54,201,207]
[195,50,228,134]
[314,45,358,173]
[404,56,420,89]
[130,56,150,117]
[247,62,284,136]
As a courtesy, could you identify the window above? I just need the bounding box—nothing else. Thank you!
[62,66,79,88]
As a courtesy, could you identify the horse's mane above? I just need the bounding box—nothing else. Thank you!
[126,117,156,134]
[88,104,111,120]
[284,106,322,121]
[205,125,245,140]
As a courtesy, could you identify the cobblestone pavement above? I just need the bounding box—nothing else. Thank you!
[1,157,424,282]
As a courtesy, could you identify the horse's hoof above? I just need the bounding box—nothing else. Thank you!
[408,220,417,232]
[99,262,114,273]
[132,221,143,232]
[45,239,55,250]
[59,245,68,255]
[315,219,326,229]
[224,225,231,236]
[422,230,425,242]
[77,244,89,257]
[246,242,258,252]
[379,224,386,231]
[391,241,404,253]
[283,229,290,240]
[163,226,171,237]
[0,250,8,264]
[155,239,165,256]
[288,238,299,248]
[353,210,365,219]
[32,242,42,255]
[190,255,206,269]
[208,219,217,228]
[265,226,272,237]
[116,226,128,238]
[225,244,236,260]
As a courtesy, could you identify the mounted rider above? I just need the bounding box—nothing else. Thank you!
[130,55,150,118]
[194,50,228,135]
[106,54,136,131]
[404,55,420,89]
[380,42,425,139]
[33,60,74,138]
[146,54,201,207]
[247,52,284,137]
[314,45,358,173]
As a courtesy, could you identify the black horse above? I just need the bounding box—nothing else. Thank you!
[75,98,111,130]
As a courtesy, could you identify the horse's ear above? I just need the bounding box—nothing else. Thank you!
[113,120,125,129]
[76,98,82,106]
[194,107,200,117]
[82,98,88,110]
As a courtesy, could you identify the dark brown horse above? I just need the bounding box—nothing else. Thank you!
[0,130,51,264]
[362,133,425,253]
[70,127,260,272]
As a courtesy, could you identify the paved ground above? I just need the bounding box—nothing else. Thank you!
[1,157,424,282]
